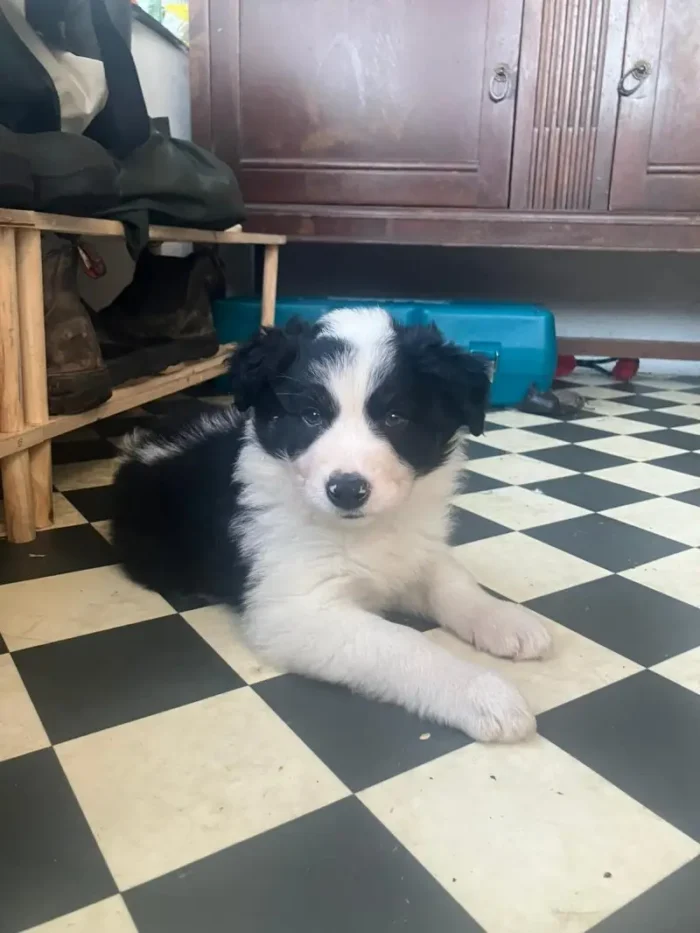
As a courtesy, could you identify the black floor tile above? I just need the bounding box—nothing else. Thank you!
[526,445,629,473]
[526,474,652,511]
[636,429,700,451]
[0,748,115,933]
[590,855,700,933]
[157,587,215,613]
[464,440,504,460]
[671,488,700,507]
[456,471,507,494]
[559,408,611,422]
[540,671,700,841]
[0,633,7,655]
[526,421,612,443]
[125,797,481,933]
[650,452,700,476]
[618,395,689,410]
[51,438,118,465]
[0,525,116,586]
[255,674,470,792]
[608,382,662,396]
[63,485,114,522]
[449,506,509,546]
[526,574,700,667]
[525,514,686,572]
[621,410,698,429]
[14,614,244,743]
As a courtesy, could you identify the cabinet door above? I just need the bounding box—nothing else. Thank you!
[211,0,523,209]
[511,0,629,211]
[610,0,700,210]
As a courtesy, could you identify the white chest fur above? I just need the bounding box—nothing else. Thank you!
[234,433,463,614]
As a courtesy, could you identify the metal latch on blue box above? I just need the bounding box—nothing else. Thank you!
[468,341,500,384]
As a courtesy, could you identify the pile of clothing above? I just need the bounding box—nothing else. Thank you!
[0,0,244,413]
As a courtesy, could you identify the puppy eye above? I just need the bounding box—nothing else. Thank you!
[302,407,322,427]
[384,410,406,427]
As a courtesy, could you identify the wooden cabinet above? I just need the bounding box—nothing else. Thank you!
[510,0,628,211]
[193,0,700,250]
[609,0,700,211]
[211,0,523,209]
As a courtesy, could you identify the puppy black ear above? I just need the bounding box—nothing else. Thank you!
[229,319,302,411]
[402,324,491,436]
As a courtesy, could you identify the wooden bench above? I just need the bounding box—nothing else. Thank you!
[0,208,285,543]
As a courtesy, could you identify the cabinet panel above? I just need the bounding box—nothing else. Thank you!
[511,0,628,211]
[610,0,700,210]
[210,0,523,209]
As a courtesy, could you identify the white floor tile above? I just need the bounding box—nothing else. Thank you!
[644,390,700,405]
[574,386,636,401]
[652,647,700,696]
[590,463,700,496]
[631,379,697,391]
[426,620,641,714]
[0,493,86,538]
[674,422,700,437]
[580,434,682,460]
[183,605,281,684]
[56,689,349,890]
[0,566,173,650]
[0,655,50,763]
[622,549,700,609]
[454,486,589,530]
[476,429,567,454]
[657,404,700,421]
[360,739,699,933]
[581,400,645,418]
[91,520,113,543]
[454,532,609,602]
[53,459,119,491]
[486,410,557,428]
[576,418,658,439]
[22,896,137,933]
[464,454,575,486]
[602,498,700,547]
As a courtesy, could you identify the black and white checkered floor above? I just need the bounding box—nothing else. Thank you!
[2,370,700,933]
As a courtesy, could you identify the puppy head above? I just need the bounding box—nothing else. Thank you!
[230,309,490,519]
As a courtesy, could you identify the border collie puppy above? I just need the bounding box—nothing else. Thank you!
[113,308,551,742]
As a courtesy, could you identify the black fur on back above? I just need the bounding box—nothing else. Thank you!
[112,410,250,610]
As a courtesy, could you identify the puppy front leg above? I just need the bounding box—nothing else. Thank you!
[246,604,535,743]
[425,552,552,661]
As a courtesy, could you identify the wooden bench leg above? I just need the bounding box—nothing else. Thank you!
[260,244,279,328]
[16,228,53,529]
[0,228,36,543]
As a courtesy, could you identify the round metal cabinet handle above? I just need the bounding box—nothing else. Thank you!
[489,64,512,103]
[618,60,652,97]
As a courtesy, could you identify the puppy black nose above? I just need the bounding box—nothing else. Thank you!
[326,472,371,510]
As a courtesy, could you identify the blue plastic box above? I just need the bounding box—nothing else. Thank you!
[213,297,556,408]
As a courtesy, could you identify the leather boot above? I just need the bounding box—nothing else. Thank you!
[44,238,112,415]
[95,247,223,387]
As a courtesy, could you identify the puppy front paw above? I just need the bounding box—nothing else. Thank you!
[470,602,552,661]
[461,672,536,743]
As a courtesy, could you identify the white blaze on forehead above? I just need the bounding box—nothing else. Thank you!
[314,307,395,414]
